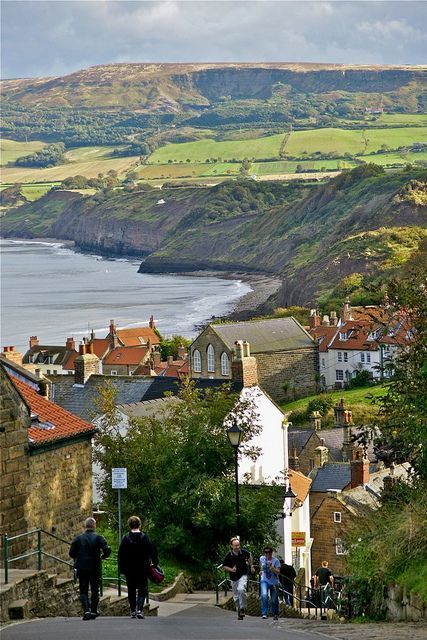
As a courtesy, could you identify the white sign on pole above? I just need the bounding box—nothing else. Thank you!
[112,467,127,489]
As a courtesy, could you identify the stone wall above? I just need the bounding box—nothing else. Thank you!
[25,439,93,572]
[1,365,93,574]
[191,327,318,402]
[0,368,31,563]
[385,583,427,621]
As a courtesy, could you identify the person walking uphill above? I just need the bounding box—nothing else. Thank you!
[118,515,159,619]
[259,546,281,620]
[69,517,111,620]
[222,537,254,620]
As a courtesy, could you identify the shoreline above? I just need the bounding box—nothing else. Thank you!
[2,237,282,323]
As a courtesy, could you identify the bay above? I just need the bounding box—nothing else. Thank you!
[0,239,251,352]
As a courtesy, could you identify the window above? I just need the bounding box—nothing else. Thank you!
[339,331,351,340]
[193,349,201,372]
[207,344,215,372]
[360,352,365,363]
[53,370,58,375]
[366,353,371,364]
[46,369,51,375]
[220,352,229,376]
[335,537,346,555]
[337,352,342,362]
[110,370,117,376]
[333,512,342,523]
[336,370,344,381]
[344,352,348,362]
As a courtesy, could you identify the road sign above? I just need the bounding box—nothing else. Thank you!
[112,467,127,489]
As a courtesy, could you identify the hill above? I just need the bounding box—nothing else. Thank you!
[2,166,426,307]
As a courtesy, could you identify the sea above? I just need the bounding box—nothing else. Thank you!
[0,239,251,353]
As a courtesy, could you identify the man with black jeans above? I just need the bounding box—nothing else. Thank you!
[280,561,296,606]
[118,515,158,619]
[69,517,111,620]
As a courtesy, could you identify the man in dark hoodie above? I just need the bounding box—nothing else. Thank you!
[69,517,111,620]
[118,515,159,619]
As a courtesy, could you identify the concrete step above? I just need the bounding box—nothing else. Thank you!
[8,599,29,620]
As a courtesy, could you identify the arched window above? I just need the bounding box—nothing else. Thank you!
[193,349,201,373]
[221,352,229,376]
[207,344,215,372]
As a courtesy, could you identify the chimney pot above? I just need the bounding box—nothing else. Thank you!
[29,336,39,349]
[322,315,330,326]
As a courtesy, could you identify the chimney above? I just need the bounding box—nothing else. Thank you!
[341,298,353,322]
[109,320,116,334]
[74,342,100,385]
[350,450,369,488]
[309,410,322,431]
[309,309,321,329]
[334,398,346,427]
[178,344,186,360]
[2,346,23,366]
[231,340,258,388]
[330,311,338,326]
[149,315,155,329]
[29,336,39,349]
[167,355,173,365]
[152,351,161,367]
[66,337,75,351]
[322,314,330,326]
[38,379,49,398]
[314,445,329,468]
[289,447,300,471]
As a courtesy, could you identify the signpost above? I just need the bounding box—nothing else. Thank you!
[112,468,127,595]
[292,531,306,547]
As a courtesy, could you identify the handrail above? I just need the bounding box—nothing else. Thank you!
[3,528,73,584]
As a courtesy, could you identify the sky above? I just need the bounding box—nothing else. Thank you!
[2,1,426,79]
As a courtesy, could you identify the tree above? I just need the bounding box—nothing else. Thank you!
[94,380,281,566]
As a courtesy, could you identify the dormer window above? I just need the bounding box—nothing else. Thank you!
[339,331,351,340]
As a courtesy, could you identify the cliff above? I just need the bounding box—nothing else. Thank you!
[2,168,426,306]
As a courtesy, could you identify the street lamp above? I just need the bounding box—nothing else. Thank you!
[282,483,296,518]
[227,420,243,538]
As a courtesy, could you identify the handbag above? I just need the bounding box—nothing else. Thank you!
[148,563,165,584]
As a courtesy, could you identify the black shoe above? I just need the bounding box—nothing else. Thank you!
[90,611,99,619]
[273,615,279,621]
[241,609,245,618]
[131,611,137,618]
[136,610,144,619]
[83,611,92,621]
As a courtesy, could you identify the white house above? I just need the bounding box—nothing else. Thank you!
[226,340,312,582]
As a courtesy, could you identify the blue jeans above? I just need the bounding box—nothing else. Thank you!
[261,581,278,617]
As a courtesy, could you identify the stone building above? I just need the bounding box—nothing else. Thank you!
[310,462,410,576]
[190,317,318,402]
[0,360,94,572]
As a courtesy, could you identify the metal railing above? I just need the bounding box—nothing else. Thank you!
[213,564,345,619]
[3,529,74,584]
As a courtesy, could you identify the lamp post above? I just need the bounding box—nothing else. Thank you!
[281,417,295,563]
[227,420,243,538]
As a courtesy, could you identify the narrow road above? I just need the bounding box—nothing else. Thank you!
[3,607,426,640]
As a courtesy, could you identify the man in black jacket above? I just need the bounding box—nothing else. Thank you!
[118,515,158,619]
[69,517,111,620]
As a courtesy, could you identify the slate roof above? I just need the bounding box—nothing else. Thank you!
[9,373,94,446]
[309,463,352,492]
[23,345,77,366]
[51,374,237,421]
[288,429,314,455]
[209,317,315,353]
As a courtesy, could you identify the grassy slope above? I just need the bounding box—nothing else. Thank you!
[280,385,386,414]
[1,139,45,165]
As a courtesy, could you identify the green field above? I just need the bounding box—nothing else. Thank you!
[1,139,46,166]
[251,159,353,175]
[280,385,386,415]
[64,145,123,162]
[138,162,240,180]
[361,150,427,166]
[284,126,427,157]
[148,133,285,164]
[373,113,427,127]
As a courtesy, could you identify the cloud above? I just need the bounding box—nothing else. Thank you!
[1,1,426,78]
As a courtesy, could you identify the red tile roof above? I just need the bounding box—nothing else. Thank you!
[89,338,111,359]
[104,346,148,366]
[62,350,78,371]
[309,327,337,352]
[115,327,160,347]
[10,374,94,445]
